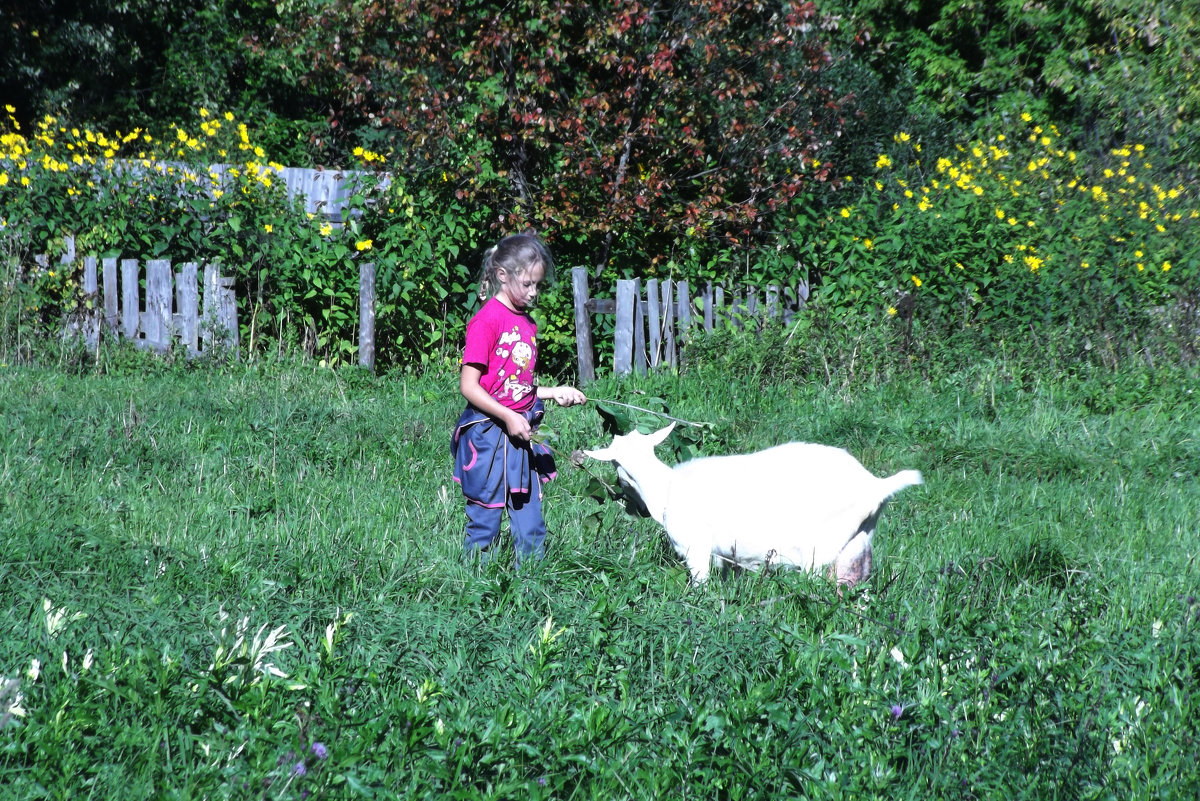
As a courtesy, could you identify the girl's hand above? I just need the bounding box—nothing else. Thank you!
[504,409,533,442]
[549,386,587,407]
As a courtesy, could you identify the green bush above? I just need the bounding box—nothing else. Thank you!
[796,115,1197,338]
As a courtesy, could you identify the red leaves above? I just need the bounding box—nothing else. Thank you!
[275,0,850,269]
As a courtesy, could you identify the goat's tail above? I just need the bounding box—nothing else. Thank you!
[881,469,924,498]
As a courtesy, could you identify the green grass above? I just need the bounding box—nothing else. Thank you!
[1,350,1198,799]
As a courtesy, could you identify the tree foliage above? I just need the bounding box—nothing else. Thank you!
[1,0,324,162]
[836,0,1200,159]
[269,0,854,276]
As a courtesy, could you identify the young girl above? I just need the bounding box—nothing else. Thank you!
[451,233,586,565]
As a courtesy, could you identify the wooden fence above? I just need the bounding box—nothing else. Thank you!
[112,160,382,226]
[571,266,809,383]
[37,236,238,354]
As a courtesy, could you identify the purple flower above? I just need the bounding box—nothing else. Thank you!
[890,703,904,721]
[310,742,328,760]
[292,761,307,777]
[538,777,548,787]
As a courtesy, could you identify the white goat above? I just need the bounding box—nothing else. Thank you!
[584,423,923,587]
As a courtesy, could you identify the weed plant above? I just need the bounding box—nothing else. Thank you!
[2,329,1197,799]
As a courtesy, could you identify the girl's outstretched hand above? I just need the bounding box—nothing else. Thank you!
[546,386,587,407]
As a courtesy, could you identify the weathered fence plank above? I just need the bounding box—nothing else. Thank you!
[121,259,139,340]
[145,259,173,351]
[102,257,119,335]
[177,262,200,355]
[82,256,99,349]
[646,278,661,370]
[614,279,637,375]
[359,261,376,371]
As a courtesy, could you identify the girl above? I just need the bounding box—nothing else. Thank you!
[451,233,586,565]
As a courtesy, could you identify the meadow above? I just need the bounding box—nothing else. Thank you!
[2,343,1197,799]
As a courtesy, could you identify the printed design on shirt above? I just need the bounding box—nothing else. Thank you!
[495,326,522,358]
[494,328,535,404]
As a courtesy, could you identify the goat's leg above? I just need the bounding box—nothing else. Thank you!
[831,531,873,591]
[685,547,713,583]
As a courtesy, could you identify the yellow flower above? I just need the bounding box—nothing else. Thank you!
[875,154,892,169]
[319,222,333,236]
[910,275,922,288]
[887,306,897,316]
[839,207,851,218]
[264,224,273,233]
[995,208,1005,219]
[894,132,911,143]
[863,239,873,250]
[356,239,373,251]
[1162,261,1172,272]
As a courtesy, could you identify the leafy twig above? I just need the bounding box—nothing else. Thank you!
[588,397,710,428]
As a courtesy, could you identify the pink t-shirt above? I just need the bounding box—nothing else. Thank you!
[462,297,538,411]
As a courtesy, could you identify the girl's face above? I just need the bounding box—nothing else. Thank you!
[497,262,545,311]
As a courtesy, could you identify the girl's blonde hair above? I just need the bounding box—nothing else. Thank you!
[478,233,554,302]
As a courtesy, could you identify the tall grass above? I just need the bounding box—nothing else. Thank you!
[1,343,1197,799]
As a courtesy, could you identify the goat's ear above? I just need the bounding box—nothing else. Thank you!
[648,422,676,446]
[582,447,613,462]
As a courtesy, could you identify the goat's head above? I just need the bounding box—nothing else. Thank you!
[583,423,676,523]
[583,422,675,466]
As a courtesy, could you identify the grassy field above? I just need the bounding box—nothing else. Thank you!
[1,350,1198,799]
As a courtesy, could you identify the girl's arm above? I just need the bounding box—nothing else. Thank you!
[537,385,587,406]
[460,364,533,442]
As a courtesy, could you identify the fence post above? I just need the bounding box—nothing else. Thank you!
[572,267,595,384]
[359,261,376,371]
